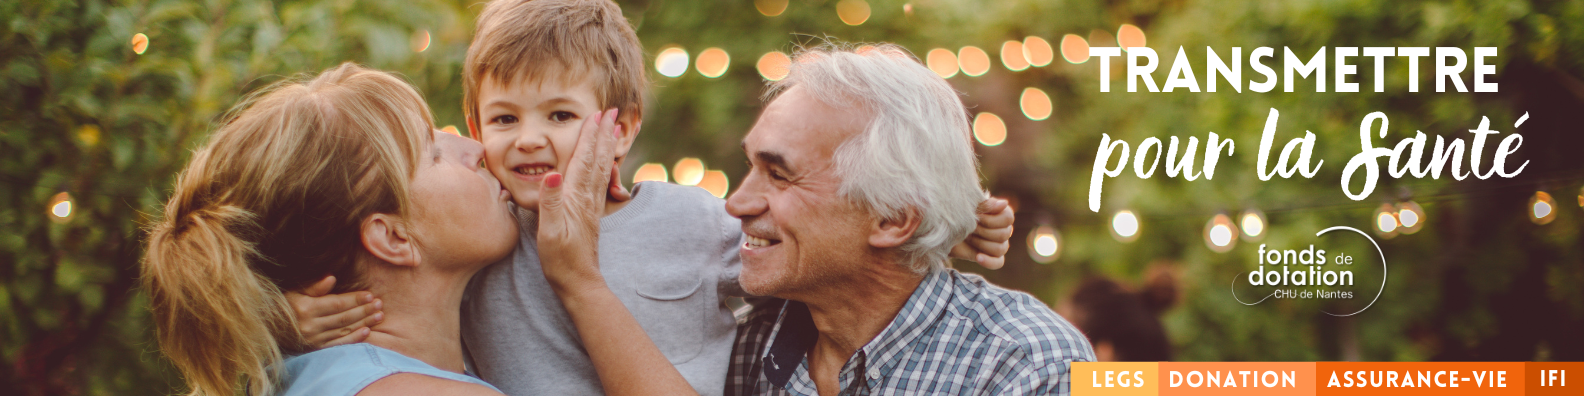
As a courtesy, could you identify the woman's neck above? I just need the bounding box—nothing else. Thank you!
[362,265,476,373]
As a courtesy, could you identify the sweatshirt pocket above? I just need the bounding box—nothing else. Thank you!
[631,275,705,364]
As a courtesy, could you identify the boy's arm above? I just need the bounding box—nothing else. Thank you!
[285,276,383,350]
[950,197,1016,269]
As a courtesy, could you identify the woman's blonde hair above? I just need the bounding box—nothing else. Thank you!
[142,63,434,396]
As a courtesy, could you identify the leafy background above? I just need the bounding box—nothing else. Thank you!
[2,0,1581,394]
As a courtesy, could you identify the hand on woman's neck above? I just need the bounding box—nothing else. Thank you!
[361,262,478,374]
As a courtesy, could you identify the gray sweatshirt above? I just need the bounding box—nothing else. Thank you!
[462,181,744,395]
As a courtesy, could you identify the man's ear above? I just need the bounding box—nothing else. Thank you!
[613,115,642,159]
[869,208,921,249]
[362,213,421,268]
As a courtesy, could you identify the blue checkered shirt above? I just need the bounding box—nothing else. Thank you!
[724,268,1095,395]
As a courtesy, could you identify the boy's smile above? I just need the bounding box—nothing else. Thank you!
[476,75,635,211]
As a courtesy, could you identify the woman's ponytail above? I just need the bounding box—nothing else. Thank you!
[143,204,297,396]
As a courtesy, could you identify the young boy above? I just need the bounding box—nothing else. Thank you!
[289,0,1015,395]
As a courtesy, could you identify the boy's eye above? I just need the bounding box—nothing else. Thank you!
[549,111,576,123]
[491,115,518,125]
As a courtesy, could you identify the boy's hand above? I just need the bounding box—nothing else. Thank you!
[951,197,1014,269]
[285,275,383,350]
[608,166,632,202]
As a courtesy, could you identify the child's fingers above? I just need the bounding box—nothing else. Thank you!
[608,166,632,202]
[971,223,1014,245]
[300,299,382,344]
[974,198,1014,229]
[977,253,1006,270]
[300,275,337,297]
[288,289,372,325]
[319,327,372,349]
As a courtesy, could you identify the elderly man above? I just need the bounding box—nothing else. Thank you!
[723,44,1096,396]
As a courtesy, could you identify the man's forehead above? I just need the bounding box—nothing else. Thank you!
[742,87,865,163]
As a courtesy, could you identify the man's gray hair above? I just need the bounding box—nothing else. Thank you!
[768,42,985,273]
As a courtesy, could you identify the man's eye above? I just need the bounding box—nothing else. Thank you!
[769,170,788,181]
[550,111,576,123]
[491,115,518,125]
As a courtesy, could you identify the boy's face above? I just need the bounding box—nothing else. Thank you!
[476,75,635,211]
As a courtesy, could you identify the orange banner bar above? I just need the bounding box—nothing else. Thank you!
[1072,362,1158,396]
[1525,362,1584,396]
[1159,362,1315,396]
[1315,362,1525,396]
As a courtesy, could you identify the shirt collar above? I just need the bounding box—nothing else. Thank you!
[759,269,956,389]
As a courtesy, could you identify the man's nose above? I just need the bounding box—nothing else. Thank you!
[725,175,768,219]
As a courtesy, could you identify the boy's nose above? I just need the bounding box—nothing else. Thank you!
[514,129,550,152]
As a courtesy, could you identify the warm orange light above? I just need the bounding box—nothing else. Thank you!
[756,51,790,81]
[695,48,730,78]
[1118,24,1146,50]
[633,163,668,184]
[926,48,958,78]
[48,192,73,223]
[972,112,1007,146]
[698,170,729,198]
[673,158,705,186]
[755,0,788,17]
[1000,41,1029,71]
[1022,36,1053,67]
[440,125,460,136]
[1060,34,1090,64]
[1020,88,1052,121]
[131,33,149,54]
[836,0,871,26]
[412,30,431,53]
[957,46,991,77]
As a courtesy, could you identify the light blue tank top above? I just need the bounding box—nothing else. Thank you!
[279,343,501,396]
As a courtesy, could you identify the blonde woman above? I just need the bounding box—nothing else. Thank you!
[142,63,693,396]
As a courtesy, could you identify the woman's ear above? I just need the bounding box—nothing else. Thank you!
[362,213,420,268]
[869,208,921,249]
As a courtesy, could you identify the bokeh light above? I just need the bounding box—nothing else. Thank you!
[757,51,790,81]
[1374,203,1399,238]
[972,112,1006,146]
[131,33,148,55]
[926,48,959,78]
[1022,36,1053,67]
[1118,24,1147,50]
[836,0,871,26]
[656,46,689,78]
[412,30,431,53]
[673,157,705,186]
[1531,191,1557,225]
[755,0,787,16]
[633,163,668,184]
[1204,213,1237,253]
[1028,224,1060,264]
[1019,88,1052,121]
[957,46,991,77]
[695,47,730,78]
[440,125,460,136]
[48,192,73,223]
[1060,34,1090,64]
[1000,40,1029,71]
[698,170,729,198]
[1239,208,1266,242]
[1396,201,1425,234]
[1111,210,1140,242]
[77,124,101,147]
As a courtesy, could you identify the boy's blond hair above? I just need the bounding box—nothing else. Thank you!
[464,0,647,136]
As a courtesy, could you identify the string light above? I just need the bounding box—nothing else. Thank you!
[1578,186,1583,209]
[1019,88,1052,121]
[1117,24,1146,51]
[756,51,790,81]
[1239,208,1266,242]
[633,163,668,183]
[903,3,914,16]
[698,170,729,198]
[1022,36,1053,67]
[131,33,149,55]
[836,0,871,26]
[926,48,959,78]
[673,158,705,186]
[755,0,787,16]
[1396,201,1425,235]
[972,112,1006,146]
[48,192,73,223]
[1204,213,1237,253]
[440,125,460,136]
[1060,34,1090,64]
[1531,191,1557,225]
[1001,40,1029,71]
[412,30,431,53]
[695,47,730,78]
[1373,203,1399,239]
[77,124,101,147]
[1028,224,1060,263]
[957,46,991,77]
[655,46,689,78]
[1111,209,1140,242]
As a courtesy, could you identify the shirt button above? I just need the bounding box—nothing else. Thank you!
[868,371,879,379]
